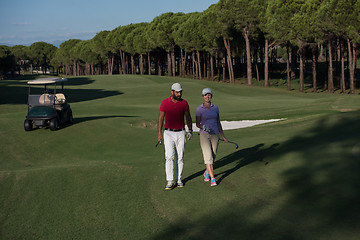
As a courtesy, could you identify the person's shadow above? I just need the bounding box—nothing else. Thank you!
[183,143,280,185]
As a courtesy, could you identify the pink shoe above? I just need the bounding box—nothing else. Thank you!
[211,178,217,186]
[204,171,210,182]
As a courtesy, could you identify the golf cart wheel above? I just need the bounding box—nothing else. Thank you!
[68,110,73,124]
[24,119,33,131]
[49,118,58,131]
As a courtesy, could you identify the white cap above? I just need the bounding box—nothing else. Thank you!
[171,83,183,92]
[202,88,212,95]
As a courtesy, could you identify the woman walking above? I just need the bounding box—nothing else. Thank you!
[196,88,228,186]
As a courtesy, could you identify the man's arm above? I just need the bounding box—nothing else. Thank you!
[185,111,193,140]
[158,111,165,142]
[185,111,193,131]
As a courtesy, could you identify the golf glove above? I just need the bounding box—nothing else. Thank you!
[203,125,211,133]
[186,130,193,140]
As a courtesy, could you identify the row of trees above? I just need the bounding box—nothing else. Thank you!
[2,0,360,93]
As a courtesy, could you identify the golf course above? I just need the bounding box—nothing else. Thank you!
[1,75,360,239]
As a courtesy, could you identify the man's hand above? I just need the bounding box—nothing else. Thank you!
[203,125,211,132]
[186,130,193,140]
[158,134,163,143]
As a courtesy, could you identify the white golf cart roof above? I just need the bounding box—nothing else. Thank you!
[27,77,68,85]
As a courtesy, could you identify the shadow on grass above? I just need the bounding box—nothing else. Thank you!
[153,110,360,240]
[0,77,123,105]
[215,143,279,185]
[72,115,137,125]
[183,143,279,185]
[26,115,138,131]
[57,115,138,130]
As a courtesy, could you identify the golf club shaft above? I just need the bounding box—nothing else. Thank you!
[155,139,162,147]
[219,139,239,149]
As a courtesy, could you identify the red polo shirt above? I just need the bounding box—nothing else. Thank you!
[160,96,189,129]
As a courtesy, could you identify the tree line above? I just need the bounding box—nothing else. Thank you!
[1,0,359,93]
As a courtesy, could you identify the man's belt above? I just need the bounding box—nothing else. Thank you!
[165,128,185,132]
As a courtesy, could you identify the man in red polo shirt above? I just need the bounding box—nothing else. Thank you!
[158,83,193,190]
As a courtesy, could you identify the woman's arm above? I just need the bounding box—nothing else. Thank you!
[217,114,228,142]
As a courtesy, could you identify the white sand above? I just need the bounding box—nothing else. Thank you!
[191,119,286,132]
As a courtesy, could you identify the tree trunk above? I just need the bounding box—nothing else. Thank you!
[77,62,80,76]
[299,49,304,93]
[347,39,355,94]
[180,49,184,77]
[204,54,208,80]
[171,41,176,77]
[286,45,291,91]
[131,55,135,74]
[167,52,171,76]
[291,47,297,80]
[255,60,259,82]
[119,50,123,74]
[223,37,234,83]
[352,45,357,91]
[73,61,77,76]
[108,56,114,75]
[210,54,214,81]
[318,44,325,61]
[147,51,151,75]
[157,57,162,76]
[328,39,334,93]
[312,50,317,93]
[139,54,144,75]
[265,39,269,87]
[121,50,126,74]
[183,50,187,77]
[244,26,252,85]
[125,54,129,74]
[336,38,341,89]
[192,51,197,79]
[222,57,226,82]
[197,50,202,80]
[340,42,346,93]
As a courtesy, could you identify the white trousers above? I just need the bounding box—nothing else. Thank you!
[164,130,186,182]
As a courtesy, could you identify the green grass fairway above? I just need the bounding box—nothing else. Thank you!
[1,75,360,239]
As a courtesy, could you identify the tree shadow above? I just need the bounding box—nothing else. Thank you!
[270,110,360,229]
[183,143,280,185]
[215,143,279,185]
[152,110,360,239]
[0,77,123,105]
[65,77,94,86]
[72,115,137,125]
[27,115,138,131]
[63,88,123,103]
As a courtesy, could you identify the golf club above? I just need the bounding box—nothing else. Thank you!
[155,140,162,147]
[219,139,239,149]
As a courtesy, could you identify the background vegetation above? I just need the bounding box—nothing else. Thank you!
[1,0,360,94]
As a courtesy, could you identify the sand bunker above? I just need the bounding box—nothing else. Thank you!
[191,119,286,132]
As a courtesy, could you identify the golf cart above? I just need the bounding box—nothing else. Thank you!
[24,77,73,131]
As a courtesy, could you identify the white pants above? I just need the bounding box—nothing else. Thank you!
[164,130,186,182]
